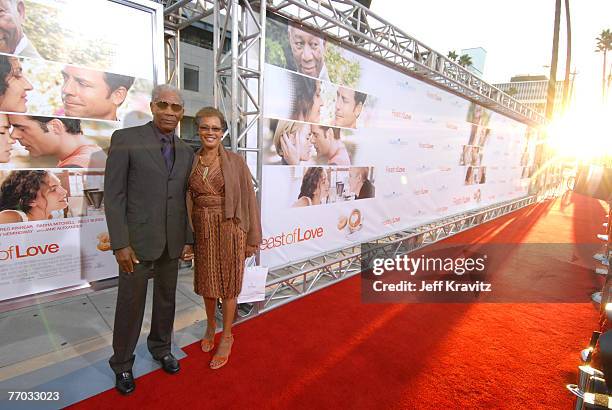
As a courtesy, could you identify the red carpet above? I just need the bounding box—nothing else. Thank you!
[72,193,606,409]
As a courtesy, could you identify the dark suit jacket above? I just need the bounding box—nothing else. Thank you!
[104,122,194,261]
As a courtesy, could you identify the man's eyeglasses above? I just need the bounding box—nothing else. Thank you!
[154,100,183,112]
[199,126,224,133]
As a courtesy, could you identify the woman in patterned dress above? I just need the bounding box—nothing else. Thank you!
[187,107,261,369]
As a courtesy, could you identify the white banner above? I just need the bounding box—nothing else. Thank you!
[260,16,537,268]
[0,218,82,300]
[0,214,119,300]
[0,0,162,301]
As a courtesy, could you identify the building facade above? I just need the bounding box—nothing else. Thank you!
[177,21,230,147]
[460,47,487,77]
[493,75,567,115]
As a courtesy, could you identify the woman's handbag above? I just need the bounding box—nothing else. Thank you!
[238,256,268,303]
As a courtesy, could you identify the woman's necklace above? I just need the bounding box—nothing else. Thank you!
[199,153,218,180]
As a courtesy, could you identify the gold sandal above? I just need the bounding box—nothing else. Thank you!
[210,335,234,369]
[200,326,216,353]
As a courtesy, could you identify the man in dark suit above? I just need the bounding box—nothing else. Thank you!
[104,84,195,395]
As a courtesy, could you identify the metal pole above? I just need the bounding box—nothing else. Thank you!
[251,0,267,315]
[241,1,249,150]
[213,0,220,109]
[230,0,240,152]
[545,0,561,120]
[562,0,572,111]
[257,0,266,206]
[164,0,192,15]
[569,69,578,103]
[164,32,176,85]
[176,29,182,137]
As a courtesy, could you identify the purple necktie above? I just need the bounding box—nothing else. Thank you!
[160,135,174,171]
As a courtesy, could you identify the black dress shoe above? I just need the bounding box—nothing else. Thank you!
[155,353,180,374]
[115,371,135,395]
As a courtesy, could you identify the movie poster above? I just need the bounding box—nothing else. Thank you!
[260,16,538,268]
[0,0,163,301]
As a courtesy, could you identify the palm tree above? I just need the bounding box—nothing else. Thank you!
[545,0,561,120]
[458,54,472,68]
[595,29,612,101]
[561,0,571,111]
[447,50,458,62]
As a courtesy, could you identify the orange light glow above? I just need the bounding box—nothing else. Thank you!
[544,103,612,161]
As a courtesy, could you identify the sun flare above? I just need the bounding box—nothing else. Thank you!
[544,103,612,161]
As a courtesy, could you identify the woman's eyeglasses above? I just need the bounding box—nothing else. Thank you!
[154,100,183,112]
[199,126,223,133]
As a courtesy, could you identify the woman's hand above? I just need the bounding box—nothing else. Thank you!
[245,244,258,258]
[280,132,300,165]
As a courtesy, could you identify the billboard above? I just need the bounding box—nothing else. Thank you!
[0,0,163,301]
[260,16,538,268]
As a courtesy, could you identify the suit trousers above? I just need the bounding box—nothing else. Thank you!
[109,246,179,374]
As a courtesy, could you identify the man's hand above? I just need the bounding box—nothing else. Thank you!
[181,244,194,261]
[115,246,140,273]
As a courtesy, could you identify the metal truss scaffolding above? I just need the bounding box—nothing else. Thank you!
[160,0,266,202]
[213,0,266,171]
[265,0,544,126]
[157,0,546,321]
[161,0,214,87]
[163,0,214,30]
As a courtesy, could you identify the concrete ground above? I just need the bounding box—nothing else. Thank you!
[0,267,209,406]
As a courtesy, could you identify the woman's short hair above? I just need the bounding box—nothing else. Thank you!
[291,76,318,120]
[298,167,324,200]
[0,170,49,214]
[195,106,227,131]
[0,55,14,97]
[273,120,303,156]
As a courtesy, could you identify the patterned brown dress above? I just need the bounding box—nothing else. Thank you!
[189,154,247,298]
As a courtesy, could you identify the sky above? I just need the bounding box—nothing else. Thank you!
[370,0,611,109]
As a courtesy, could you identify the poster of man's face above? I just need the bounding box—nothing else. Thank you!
[288,24,325,78]
[0,0,158,79]
[61,66,134,121]
[334,87,364,129]
[0,0,26,55]
[7,114,51,157]
[0,55,147,124]
[0,45,148,170]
